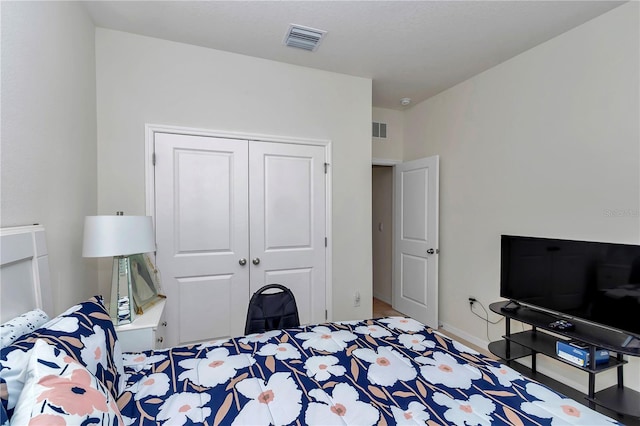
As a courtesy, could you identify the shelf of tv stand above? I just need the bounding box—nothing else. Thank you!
[489,301,640,356]
[500,330,626,373]
[489,301,640,420]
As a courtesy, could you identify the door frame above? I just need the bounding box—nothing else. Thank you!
[144,124,334,321]
[372,157,439,326]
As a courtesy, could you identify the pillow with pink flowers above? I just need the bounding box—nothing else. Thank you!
[0,296,124,419]
[10,340,123,426]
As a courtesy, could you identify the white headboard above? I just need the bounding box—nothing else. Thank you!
[0,225,53,322]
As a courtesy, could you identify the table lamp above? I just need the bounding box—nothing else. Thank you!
[82,213,155,325]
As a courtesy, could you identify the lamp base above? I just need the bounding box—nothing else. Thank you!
[110,256,137,325]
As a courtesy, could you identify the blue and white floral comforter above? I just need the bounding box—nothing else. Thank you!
[118,317,620,425]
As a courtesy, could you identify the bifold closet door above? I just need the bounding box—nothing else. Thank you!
[155,133,327,346]
[249,142,326,326]
[155,133,249,346]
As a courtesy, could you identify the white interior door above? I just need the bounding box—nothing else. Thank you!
[154,133,327,345]
[155,133,249,346]
[393,156,439,328]
[249,142,326,326]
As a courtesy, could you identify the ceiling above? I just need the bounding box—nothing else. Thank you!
[84,1,625,110]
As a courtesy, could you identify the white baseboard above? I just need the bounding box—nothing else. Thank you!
[439,321,489,351]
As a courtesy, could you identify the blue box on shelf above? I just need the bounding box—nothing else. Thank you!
[556,340,609,367]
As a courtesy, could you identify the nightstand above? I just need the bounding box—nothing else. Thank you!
[115,299,167,352]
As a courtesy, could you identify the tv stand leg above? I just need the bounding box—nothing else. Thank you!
[617,354,624,388]
[505,318,511,359]
[531,326,537,373]
[586,347,596,408]
[588,373,596,409]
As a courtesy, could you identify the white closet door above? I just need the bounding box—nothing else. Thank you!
[155,133,249,346]
[249,142,326,326]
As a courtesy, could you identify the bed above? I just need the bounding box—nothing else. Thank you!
[0,226,623,425]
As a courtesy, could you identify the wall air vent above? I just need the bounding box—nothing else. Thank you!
[372,122,387,139]
[284,24,327,52]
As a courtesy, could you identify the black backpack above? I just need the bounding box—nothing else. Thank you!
[244,284,300,335]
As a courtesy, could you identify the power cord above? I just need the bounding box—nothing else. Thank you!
[468,298,503,341]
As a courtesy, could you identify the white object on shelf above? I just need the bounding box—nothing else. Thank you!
[115,299,167,352]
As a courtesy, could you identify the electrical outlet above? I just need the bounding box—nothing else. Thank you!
[354,291,361,307]
[468,297,477,306]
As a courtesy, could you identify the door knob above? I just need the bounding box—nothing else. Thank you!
[427,248,436,255]
[239,258,247,266]
[252,258,261,265]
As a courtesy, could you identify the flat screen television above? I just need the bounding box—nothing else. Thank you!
[500,235,640,337]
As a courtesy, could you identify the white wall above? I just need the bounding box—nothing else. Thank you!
[403,2,639,392]
[1,2,98,314]
[95,29,373,322]
[372,107,403,161]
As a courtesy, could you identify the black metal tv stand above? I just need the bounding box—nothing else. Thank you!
[489,301,640,421]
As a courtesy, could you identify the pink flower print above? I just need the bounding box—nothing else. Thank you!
[398,333,436,351]
[129,372,170,401]
[122,352,167,372]
[80,325,108,373]
[156,392,212,424]
[433,392,496,426]
[379,317,425,332]
[178,347,255,387]
[390,401,431,425]
[521,383,618,424]
[304,355,346,381]
[234,372,302,425]
[417,352,481,389]
[306,383,379,426]
[295,326,357,352]
[28,414,67,426]
[37,369,109,415]
[257,343,301,360]
[352,346,416,386]
[93,346,102,361]
[354,325,392,338]
[487,364,523,387]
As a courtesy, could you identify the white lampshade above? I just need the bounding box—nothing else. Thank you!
[82,215,155,257]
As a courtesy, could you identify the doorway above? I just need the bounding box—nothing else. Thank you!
[371,156,439,327]
[372,165,394,314]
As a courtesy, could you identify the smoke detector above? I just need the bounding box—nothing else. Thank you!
[400,98,412,106]
[284,24,327,52]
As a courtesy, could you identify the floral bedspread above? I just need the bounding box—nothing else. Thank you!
[117,317,619,425]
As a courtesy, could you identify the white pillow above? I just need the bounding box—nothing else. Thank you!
[0,309,49,347]
[10,340,123,426]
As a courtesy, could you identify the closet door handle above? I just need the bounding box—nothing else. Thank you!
[239,258,247,266]
[252,258,261,265]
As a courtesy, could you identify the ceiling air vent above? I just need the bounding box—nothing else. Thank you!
[284,24,326,52]
[372,122,387,139]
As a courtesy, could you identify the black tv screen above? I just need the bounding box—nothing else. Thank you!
[500,235,640,337]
